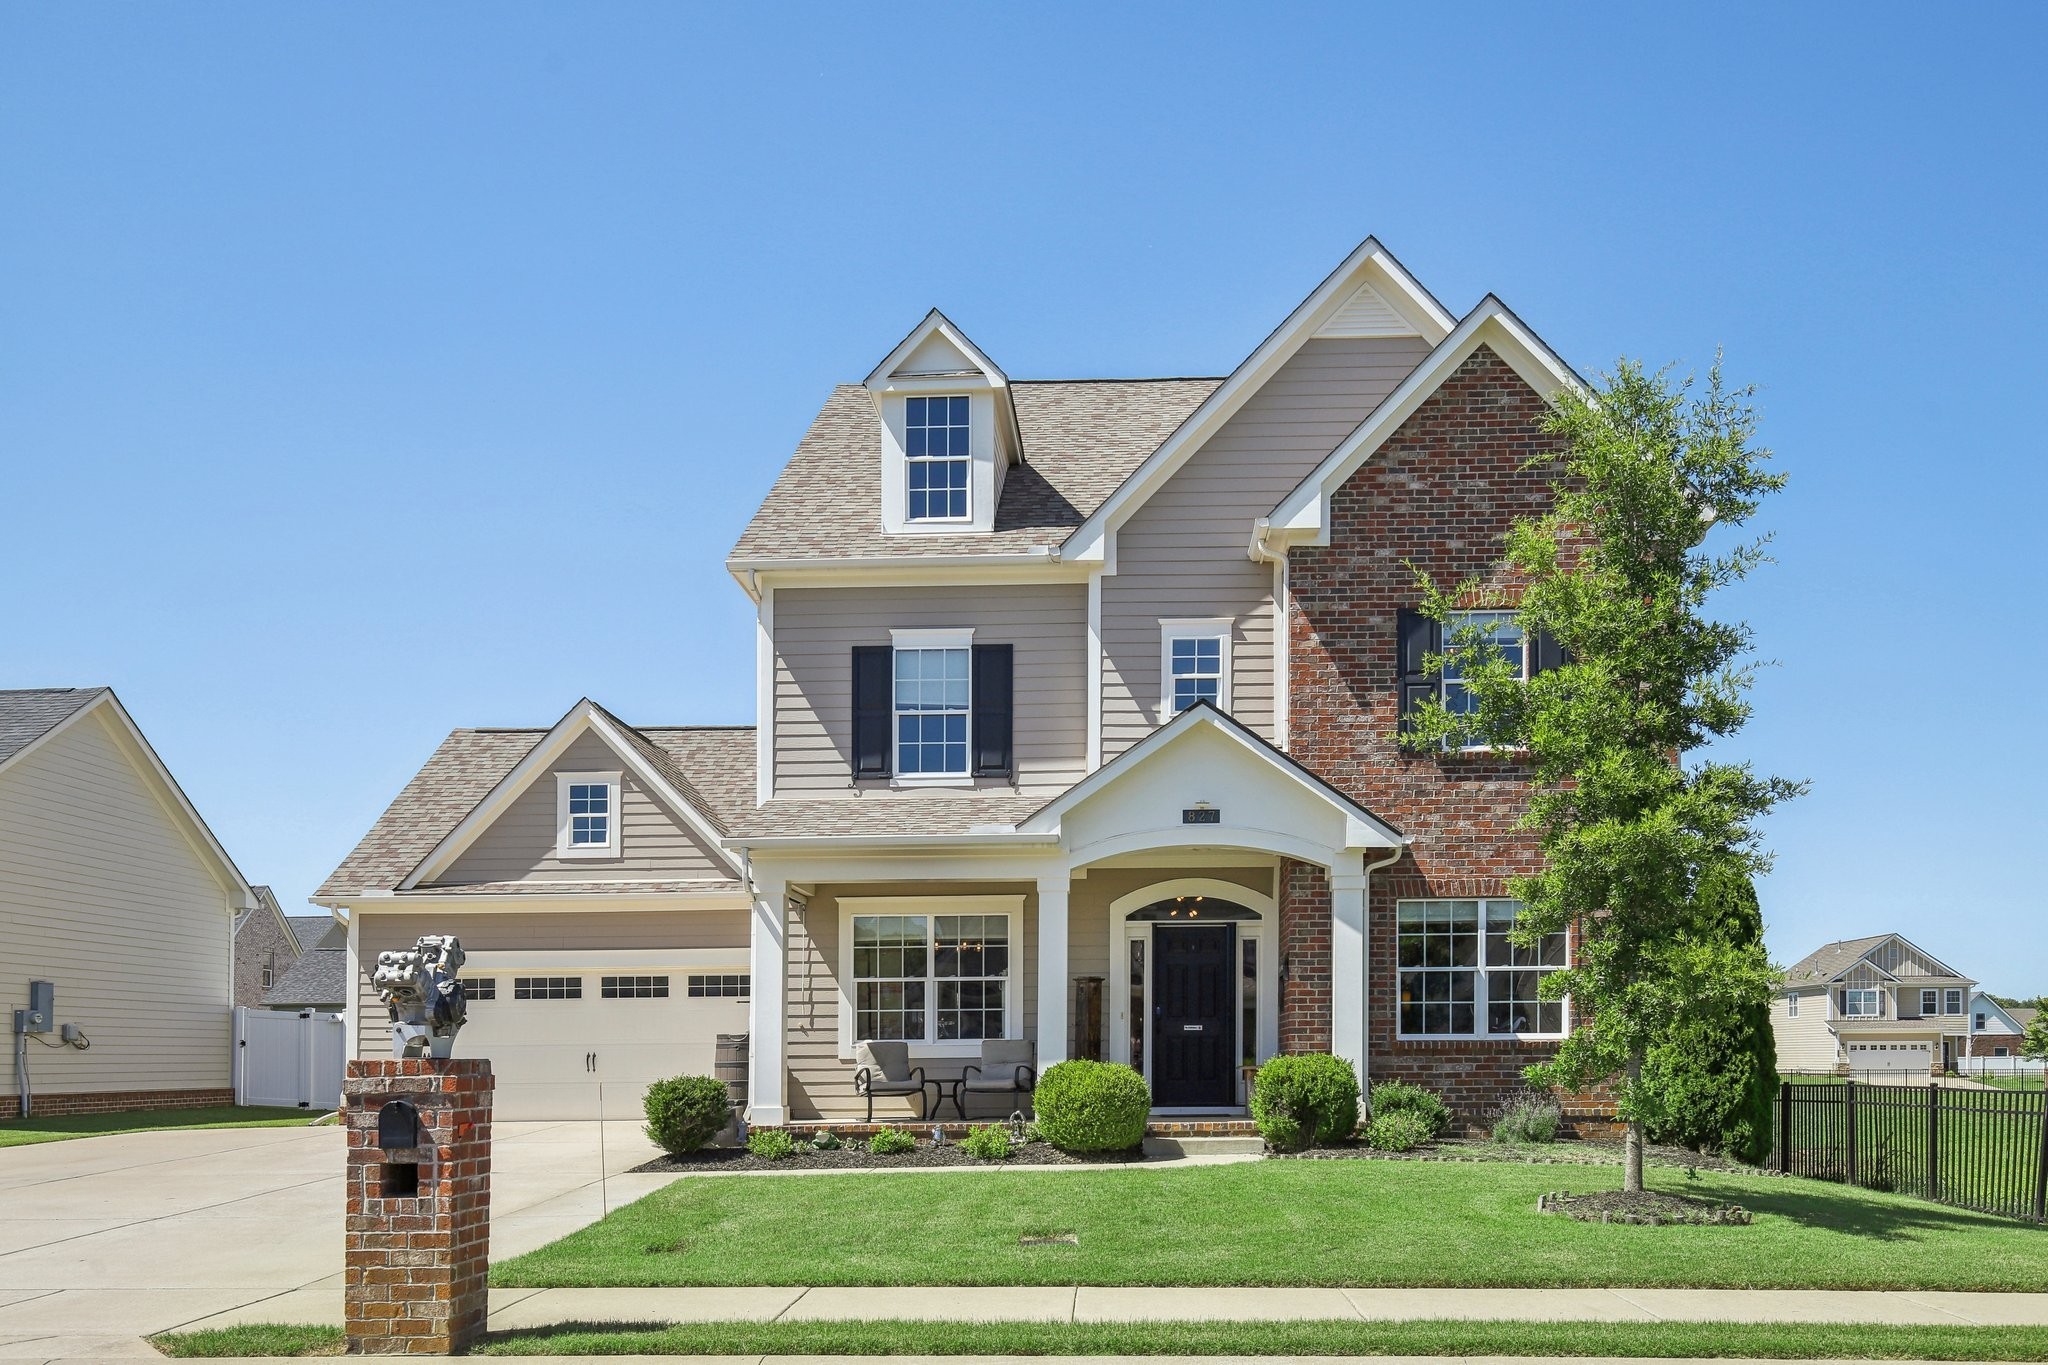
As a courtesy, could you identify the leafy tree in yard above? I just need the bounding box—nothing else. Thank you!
[2021,1005,2048,1061]
[1402,358,1802,1193]
[1639,862,1778,1164]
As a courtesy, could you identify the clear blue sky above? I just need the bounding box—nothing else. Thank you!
[5,5,2043,991]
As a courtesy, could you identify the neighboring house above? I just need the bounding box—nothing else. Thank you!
[261,919,348,1013]
[1964,994,2035,1058]
[1,688,256,1118]
[1773,933,1979,1076]
[321,238,1599,1127]
[232,886,307,1009]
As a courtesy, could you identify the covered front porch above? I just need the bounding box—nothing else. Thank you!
[737,704,1405,1126]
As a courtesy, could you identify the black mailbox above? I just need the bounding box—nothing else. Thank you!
[376,1098,422,1150]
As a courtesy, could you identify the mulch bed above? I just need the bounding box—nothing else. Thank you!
[1538,1187,1753,1225]
[632,1139,1147,1173]
[1269,1136,1782,1174]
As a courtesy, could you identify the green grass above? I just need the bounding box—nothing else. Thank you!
[493,1158,2045,1291]
[0,1104,319,1148]
[149,1322,341,1357]
[1979,1074,2045,1091]
[153,1320,2048,1359]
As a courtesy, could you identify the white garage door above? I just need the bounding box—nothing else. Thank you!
[1846,1041,1932,1076]
[457,964,748,1120]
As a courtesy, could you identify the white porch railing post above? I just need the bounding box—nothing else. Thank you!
[1330,852,1369,1086]
[1036,876,1071,1068]
[748,875,790,1125]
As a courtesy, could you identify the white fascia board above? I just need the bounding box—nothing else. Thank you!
[864,308,1010,389]
[88,691,259,911]
[724,830,1058,852]
[1061,238,1455,566]
[400,699,740,889]
[1016,701,1403,849]
[1266,297,1587,547]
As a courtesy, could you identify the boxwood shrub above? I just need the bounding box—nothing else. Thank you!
[867,1125,917,1155]
[643,1074,731,1155]
[1250,1053,1360,1151]
[746,1127,796,1160]
[1033,1060,1149,1152]
[1364,1108,1434,1152]
[1369,1079,1451,1137]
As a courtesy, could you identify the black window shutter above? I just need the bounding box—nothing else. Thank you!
[851,645,893,778]
[972,643,1014,778]
[1396,608,1440,735]
[1531,627,1570,675]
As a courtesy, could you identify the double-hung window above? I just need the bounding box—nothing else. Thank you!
[905,395,970,521]
[892,631,971,779]
[1161,620,1231,715]
[1920,988,1939,1017]
[1397,899,1566,1038]
[555,771,621,858]
[1441,611,1527,746]
[848,906,1014,1048]
[1841,988,1881,1017]
[1944,988,1964,1015]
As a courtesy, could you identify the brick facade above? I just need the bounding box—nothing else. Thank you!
[1286,344,1604,1133]
[233,907,298,1010]
[0,1086,235,1121]
[1277,859,1332,1053]
[343,1059,493,1356]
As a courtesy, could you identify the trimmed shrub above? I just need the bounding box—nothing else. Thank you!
[1250,1053,1361,1151]
[867,1125,917,1155]
[746,1127,796,1160]
[1369,1079,1451,1137]
[960,1123,1015,1161]
[1364,1109,1434,1152]
[1033,1060,1150,1152]
[1491,1091,1564,1144]
[642,1075,731,1156]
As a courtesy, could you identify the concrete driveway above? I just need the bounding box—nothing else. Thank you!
[0,1119,668,1358]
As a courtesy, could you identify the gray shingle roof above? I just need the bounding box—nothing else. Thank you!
[286,915,333,953]
[263,940,346,1008]
[317,724,756,900]
[0,688,107,768]
[1783,936,1893,986]
[729,378,1222,562]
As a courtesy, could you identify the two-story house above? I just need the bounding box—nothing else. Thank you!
[1773,933,1980,1076]
[319,238,1588,1127]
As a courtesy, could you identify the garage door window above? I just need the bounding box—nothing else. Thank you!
[601,975,669,999]
[467,977,496,1001]
[514,976,581,1000]
[687,973,749,999]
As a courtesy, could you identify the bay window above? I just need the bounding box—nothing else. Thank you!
[1397,899,1566,1038]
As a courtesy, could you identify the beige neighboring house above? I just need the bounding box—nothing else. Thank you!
[1774,933,1979,1077]
[1,688,256,1118]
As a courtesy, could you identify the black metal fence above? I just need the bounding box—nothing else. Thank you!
[1778,1081,2048,1222]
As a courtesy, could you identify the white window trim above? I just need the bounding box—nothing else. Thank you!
[1842,987,1882,1018]
[1393,897,1570,1042]
[902,393,975,525]
[836,894,1025,1059]
[889,627,975,788]
[554,770,622,860]
[1786,991,1799,1017]
[1443,610,1530,752]
[1920,988,1939,1017]
[1159,618,1233,718]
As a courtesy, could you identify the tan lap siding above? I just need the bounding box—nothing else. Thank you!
[351,908,748,1057]
[774,583,1087,795]
[436,731,728,884]
[785,882,1038,1122]
[0,712,232,1096]
[1102,337,1428,758]
[1771,990,1842,1073]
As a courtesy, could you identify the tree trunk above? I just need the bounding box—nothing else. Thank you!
[1624,1050,1646,1193]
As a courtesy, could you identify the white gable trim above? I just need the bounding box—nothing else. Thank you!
[1843,932,1970,985]
[865,308,1010,389]
[1061,238,1455,568]
[1264,297,1584,548]
[1314,279,1417,338]
[1017,701,1403,850]
[400,700,740,889]
[1,690,258,911]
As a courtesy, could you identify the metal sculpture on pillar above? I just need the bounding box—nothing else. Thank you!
[371,934,469,1059]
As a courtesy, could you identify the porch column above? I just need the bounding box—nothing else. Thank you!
[1036,875,1070,1068]
[747,875,789,1125]
[1330,853,1368,1086]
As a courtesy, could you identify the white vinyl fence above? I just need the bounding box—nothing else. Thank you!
[234,1006,346,1111]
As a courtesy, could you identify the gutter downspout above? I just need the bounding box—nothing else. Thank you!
[1359,839,1410,1099]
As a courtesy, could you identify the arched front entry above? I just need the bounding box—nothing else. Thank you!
[1107,877,1280,1111]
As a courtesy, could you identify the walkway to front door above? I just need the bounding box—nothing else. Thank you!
[1151,923,1235,1107]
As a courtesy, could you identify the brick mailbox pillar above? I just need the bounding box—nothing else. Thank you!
[343,1059,493,1355]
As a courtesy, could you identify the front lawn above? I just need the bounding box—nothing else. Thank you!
[493,1158,2045,1290]
[0,1104,318,1148]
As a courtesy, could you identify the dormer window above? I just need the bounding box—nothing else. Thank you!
[555,771,621,859]
[905,396,971,522]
